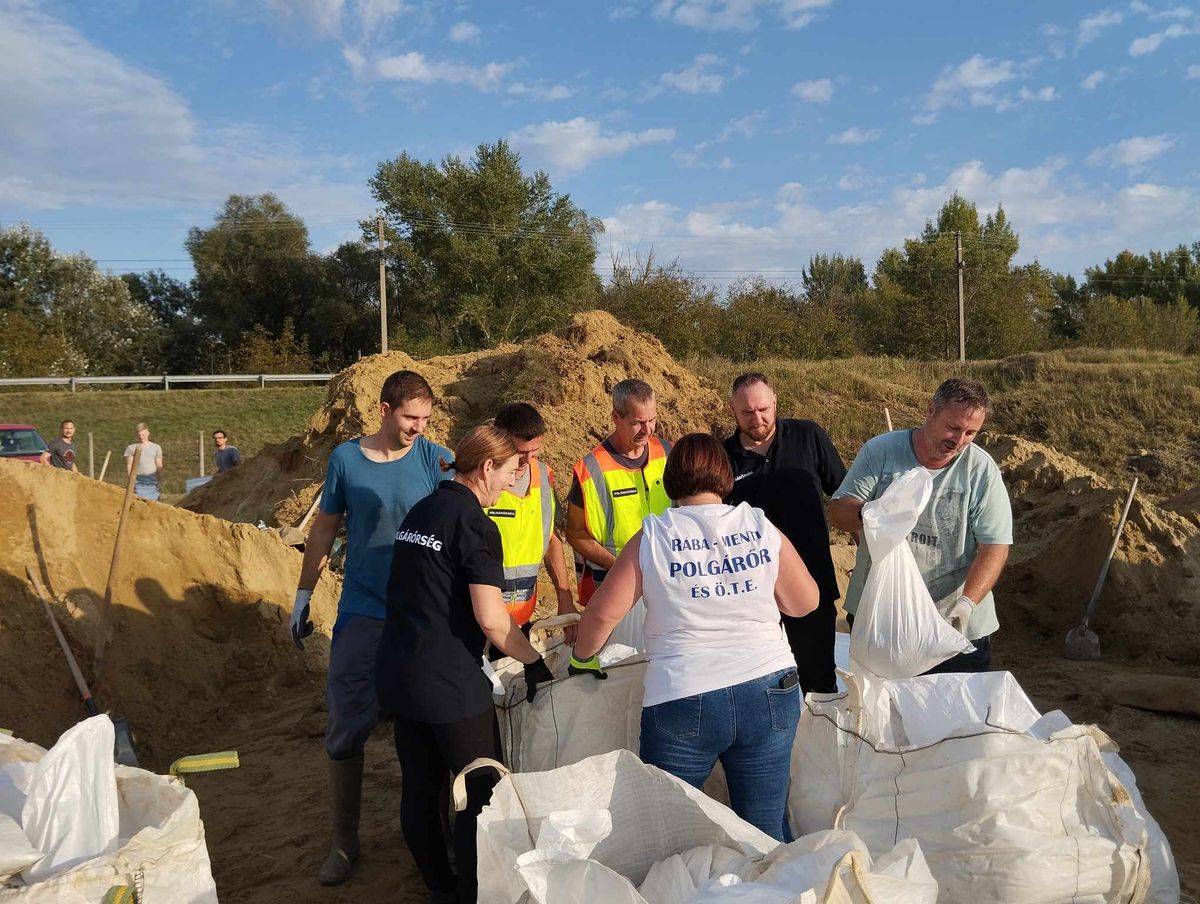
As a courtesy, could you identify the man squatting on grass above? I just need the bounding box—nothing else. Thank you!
[288,370,451,886]
[829,377,1013,672]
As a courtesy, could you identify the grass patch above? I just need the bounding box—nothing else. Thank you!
[1,386,326,494]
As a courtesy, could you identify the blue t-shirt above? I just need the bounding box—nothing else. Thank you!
[321,436,451,620]
[832,430,1013,640]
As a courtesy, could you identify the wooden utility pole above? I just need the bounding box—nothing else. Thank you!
[378,212,388,354]
[955,231,966,362]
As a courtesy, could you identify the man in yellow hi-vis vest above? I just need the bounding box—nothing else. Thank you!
[487,403,575,629]
[566,379,672,621]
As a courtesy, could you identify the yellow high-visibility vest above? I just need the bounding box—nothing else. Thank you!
[571,437,670,581]
[486,460,555,625]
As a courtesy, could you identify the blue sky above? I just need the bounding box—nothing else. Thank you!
[2,0,1198,288]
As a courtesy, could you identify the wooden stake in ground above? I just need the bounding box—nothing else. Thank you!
[89,432,95,479]
[199,430,205,478]
[93,445,140,681]
[884,407,894,432]
[98,451,112,482]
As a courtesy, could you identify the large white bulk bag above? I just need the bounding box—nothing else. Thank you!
[0,723,219,903]
[849,468,974,678]
[790,670,1170,904]
[473,750,938,904]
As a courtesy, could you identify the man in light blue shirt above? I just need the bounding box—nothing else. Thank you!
[288,370,450,886]
[829,378,1012,672]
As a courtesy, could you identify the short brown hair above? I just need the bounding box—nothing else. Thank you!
[731,372,769,396]
[931,378,991,414]
[441,425,518,474]
[380,370,434,409]
[663,433,734,500]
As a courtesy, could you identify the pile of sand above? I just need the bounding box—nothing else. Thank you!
[982,435,1200,663]
[182,310,727,527]
[0,459,340,766]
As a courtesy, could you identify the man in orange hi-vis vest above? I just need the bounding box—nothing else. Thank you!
[565,379,672,624]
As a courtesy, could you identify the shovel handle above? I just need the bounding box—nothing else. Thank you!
[1081,477,1138,627]
[27,566,96,710]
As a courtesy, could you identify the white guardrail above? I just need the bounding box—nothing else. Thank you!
[0,374,334,390]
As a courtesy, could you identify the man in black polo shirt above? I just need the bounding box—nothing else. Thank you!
[724,372,847,695]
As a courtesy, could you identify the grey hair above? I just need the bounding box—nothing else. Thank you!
[931,378,991,414]
[612,379,655,416]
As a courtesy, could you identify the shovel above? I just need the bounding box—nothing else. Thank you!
[27,565,140,767]
[1065,477,1138,661]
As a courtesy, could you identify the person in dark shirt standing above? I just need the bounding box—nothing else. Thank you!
[376,425,555,904]
[723,373,847,695]
[41,420,78,472]
[212,429,241,472]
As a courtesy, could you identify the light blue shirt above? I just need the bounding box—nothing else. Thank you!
[833,430,1013,640]
[320,436,451,620]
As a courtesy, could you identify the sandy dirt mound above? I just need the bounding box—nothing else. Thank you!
[0,459,340,765]
[978,434,1200,664]
[182,310,726,527]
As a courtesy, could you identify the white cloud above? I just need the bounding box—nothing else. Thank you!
[1188,63,1200,77]
[253,0,413,37]
[919,54,1060,119]
[718,156,735,169]
[653,0,834,32]
[1078,9,1123,45]
[0,2,366,218]
[509,118,675,172]
[654,53,726,95]
[829,127,882,144]
[791,78,834,102]
[1086,134,1176,166]
[348,49,513,91]
[1144,3,1195,19]
[1081,69,1108,89]
[448,20,481,43]
[507,81,573,101]
[717,110,767,140]
[354,0,409,30]
[1129,22,1193,53]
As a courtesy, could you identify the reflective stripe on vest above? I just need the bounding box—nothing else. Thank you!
[487,460,554,624]
[572,437,670,567]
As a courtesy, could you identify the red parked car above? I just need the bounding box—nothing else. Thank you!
[0,424,49,462]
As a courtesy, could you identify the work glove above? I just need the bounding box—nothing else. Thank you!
[568,653,608,681]
[523,657,555,703]
[290,588,314,650]
[947,595,975,635]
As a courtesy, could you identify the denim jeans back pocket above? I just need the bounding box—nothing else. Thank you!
[766,679,801,732]
[649,694,703,740]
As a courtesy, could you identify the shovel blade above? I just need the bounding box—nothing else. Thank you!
[1064,623,1101,661]
[113,718,140,768]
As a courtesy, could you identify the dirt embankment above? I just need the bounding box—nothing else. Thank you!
[0,459,340,765]
[181,310,726,527]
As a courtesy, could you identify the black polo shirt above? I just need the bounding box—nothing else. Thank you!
[376,480,505,724]
[724,419,847,609]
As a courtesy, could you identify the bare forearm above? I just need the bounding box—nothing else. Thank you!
[828,497,864,534]
[573,610,622,660]
[484,618,540,664]
[963,544,1009,603]
[566,532,615,571]
[298,523,336,590]
[545,535,571,592]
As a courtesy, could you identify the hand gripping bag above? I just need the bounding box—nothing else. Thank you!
[849,468,973,678]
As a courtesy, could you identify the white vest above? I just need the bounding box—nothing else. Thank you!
[639,503,795,707]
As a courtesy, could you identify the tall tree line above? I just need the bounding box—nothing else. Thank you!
[2,143,1198,378]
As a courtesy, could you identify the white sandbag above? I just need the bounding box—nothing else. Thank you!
[0,815,42,883]
[790,670,1157,904]
[0,725,218,903]
[849,469,973,678]
[20,717,119,882]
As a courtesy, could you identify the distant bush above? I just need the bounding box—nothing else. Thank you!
[1078,295,1198,353]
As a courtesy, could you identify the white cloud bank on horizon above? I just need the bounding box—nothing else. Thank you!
[510,118,676,173]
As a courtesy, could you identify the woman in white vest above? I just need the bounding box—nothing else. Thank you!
[570,433,819,840]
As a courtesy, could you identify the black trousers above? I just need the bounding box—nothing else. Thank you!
[783,602,839,695]
[394,709,503,903]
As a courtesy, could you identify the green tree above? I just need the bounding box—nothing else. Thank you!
[872,194,1050,358]
[717,280,802,361]
[186,194,318,343]
[600,252,721,359]
[1079,295,1199,352]
[1084,244,1200,308]
[370,140,603,350]
[234,318,315,373]
[122,270,216,373]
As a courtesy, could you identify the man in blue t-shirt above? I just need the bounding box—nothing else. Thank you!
[829,378,1013,673]
[289,370,450,886]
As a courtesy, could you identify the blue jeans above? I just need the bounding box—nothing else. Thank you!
[640,668,800,841]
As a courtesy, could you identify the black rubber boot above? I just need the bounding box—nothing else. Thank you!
[318,754,363,886]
